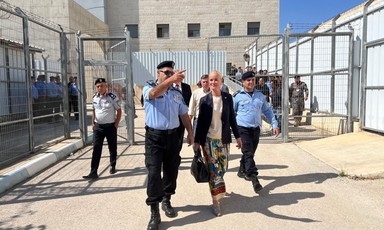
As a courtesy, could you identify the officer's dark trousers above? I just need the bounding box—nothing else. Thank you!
[91,123,117,174]
[238,126,260,176]
[145,128,181,205]
[71,95,79,119]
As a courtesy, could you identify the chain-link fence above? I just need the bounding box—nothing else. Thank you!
[0,3,77,167]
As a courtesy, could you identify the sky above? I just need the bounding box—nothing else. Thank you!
[280,0,367,33]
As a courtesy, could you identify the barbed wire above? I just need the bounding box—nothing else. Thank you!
[0,1,63,31]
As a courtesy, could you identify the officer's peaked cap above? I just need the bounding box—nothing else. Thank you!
[157,60,175,69]
[94,78,106,85]
[241,71,255,80]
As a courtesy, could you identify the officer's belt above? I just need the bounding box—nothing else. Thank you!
[95,122,115,127]
[145,126,178,135]
[238,126,260,131]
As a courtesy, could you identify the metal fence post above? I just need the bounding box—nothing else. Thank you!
[76,32,88,145]
[60,32,70,138]
[124,28,135,145]
[359,1,373,131]
[282,26,290,143]
[15,7,34,152]
[347,31,355,133]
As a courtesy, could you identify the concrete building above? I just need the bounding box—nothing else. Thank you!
[4,0,109,73]
[104,0,279,52]
[5,0,108,35]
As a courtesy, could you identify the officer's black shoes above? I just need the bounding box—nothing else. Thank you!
[109,166,116,174]
[161,198,177,218]
[147,203,161,230]
[252,177,263,193]
[237,165,245,178]
[244,174,257,181]
[82,172,99,180]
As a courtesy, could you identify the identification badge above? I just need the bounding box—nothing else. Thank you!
[173,94,182,101]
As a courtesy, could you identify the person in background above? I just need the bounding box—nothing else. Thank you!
[55,75,64,116]
[220,77,229,93]
[188,74,210,134]
[46,76,60,120]
[35,75,47,116]
[270,79,282,131]
[196,80,202,88]
[233,71,279,194]
[252,66,257,74]
[235,66,243,81]
[256,77,270,103]
[174,79,192,152]
[83,77,122,180]
[31,76,39,117]
[266,75,275,93]
[67,76,74,117]
[143,61,193,230]
[289,75,309,127]
[194,70,242,217]
[69,76,79,120]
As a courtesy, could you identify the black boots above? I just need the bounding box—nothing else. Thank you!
[161,196,177,218]
[237,163,245,178]
[147,203,161,230]
[252,177,263,193]
[147,196,177,230]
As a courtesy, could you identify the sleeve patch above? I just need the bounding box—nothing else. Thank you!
[108,93,116,99]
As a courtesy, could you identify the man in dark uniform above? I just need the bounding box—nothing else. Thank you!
[289,75,309,126]
[233,71,279,193]
[143,61,193,230]
[83,78,122,179]
[174,80,192,152]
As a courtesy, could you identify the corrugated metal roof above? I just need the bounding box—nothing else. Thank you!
[0,37,44,53]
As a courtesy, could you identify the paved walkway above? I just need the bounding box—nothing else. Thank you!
[0,107,383,229]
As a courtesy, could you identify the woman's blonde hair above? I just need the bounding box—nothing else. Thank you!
[209,70,223,82]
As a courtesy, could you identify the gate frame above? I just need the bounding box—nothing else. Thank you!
[76,31,135,145]
[282,29,354,142]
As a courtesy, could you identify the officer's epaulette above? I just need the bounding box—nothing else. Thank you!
[108,92,116,99]
[232,90,241,98]
[146,80,156,87]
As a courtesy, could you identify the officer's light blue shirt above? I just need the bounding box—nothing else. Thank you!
[35,81,46,97]
[233,88,278,129]
[69,83,78,96]
[32,84,38,100]
[143,81,188,130]
[47,82,59,97]
[56,83,64,98]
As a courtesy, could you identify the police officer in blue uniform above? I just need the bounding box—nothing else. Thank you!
[69,77,79,120]
[143,61,193,230]
[83,78,122,179]
[233,71,279,193]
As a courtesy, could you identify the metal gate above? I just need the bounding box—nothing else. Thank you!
[77,31,135,145]
[282,31,354,141]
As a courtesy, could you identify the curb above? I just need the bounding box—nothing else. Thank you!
[0,134,93,194]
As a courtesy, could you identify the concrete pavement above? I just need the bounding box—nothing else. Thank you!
[0,107,384,229]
